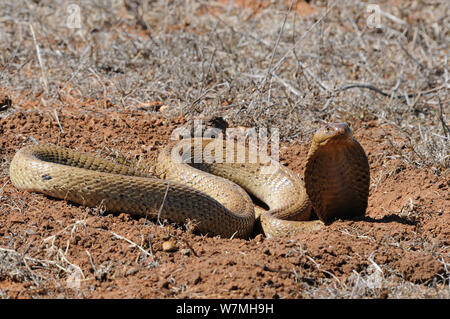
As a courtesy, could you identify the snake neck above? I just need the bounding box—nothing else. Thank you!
[305,136,370,224]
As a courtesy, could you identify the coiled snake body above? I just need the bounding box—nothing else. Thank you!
[9,123,370,238]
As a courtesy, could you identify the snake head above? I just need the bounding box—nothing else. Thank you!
[312,123,353,146]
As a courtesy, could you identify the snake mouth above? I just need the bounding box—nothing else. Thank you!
[313,123,353,146]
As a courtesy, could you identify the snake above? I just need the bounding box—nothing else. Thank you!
[9,123,370,239]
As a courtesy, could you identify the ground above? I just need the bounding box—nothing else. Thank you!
[0,0,448,298]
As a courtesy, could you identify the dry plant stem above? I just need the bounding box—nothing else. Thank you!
[28,23,48,94]
[259,0,295,96]
[338,83,448,99]
[438,98,449,138]
[108,230,152,259]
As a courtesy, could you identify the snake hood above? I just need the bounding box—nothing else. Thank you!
[305,123,370,224]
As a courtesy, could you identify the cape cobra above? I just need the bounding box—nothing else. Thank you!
[9,123,370,239]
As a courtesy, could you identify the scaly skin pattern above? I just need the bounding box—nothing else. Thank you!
[304,123,370,224]
[9,123,369,239]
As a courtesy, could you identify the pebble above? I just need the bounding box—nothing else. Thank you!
[162,239,178,252]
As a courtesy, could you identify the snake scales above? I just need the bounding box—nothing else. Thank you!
[9,123,370,239]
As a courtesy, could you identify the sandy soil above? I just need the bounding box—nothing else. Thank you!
[0,87,448,299]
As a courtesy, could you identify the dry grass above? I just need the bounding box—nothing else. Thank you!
[0,0,449,299]
[1,0,448,167]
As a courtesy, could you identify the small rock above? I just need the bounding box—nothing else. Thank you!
[180,248,191,256]
[162,239,178,252]
[0,94,12,111]
[159,105,170,113]
[254,234,264,243]
[125,267,139,277]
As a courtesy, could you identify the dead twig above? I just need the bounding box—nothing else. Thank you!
[337,83,447,99]
[108,231,152,258]
[438,97,449,138]
[29,23,48,93]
